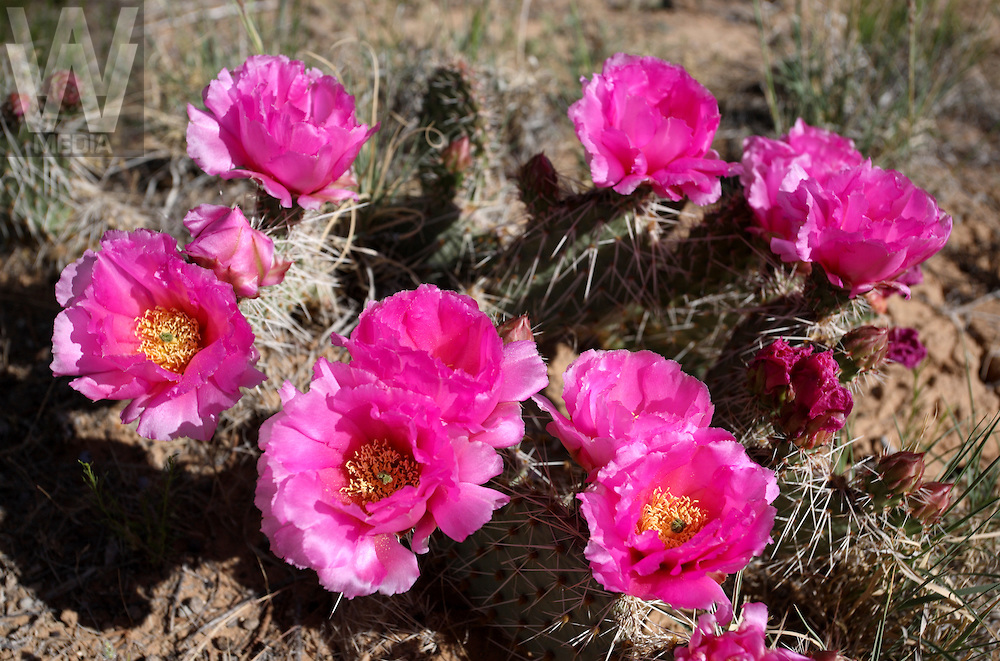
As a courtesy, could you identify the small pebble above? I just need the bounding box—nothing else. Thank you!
[184,596,205,612]
[18,596,35,611]
[59,608,79,627]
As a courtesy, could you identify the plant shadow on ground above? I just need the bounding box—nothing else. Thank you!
[0,265,282,630]
[0,246,487,658]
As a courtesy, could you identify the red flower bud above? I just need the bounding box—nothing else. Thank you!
[44,70,81,109]
[908,481,953,525]
[497,315,533,344]
[518,153,560,213]
[841,325,889,373]
[862,451,926,508]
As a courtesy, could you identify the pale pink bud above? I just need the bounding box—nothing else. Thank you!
[442,135,472,175]
[182,204,292,298]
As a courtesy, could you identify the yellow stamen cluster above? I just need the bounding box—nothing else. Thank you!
[135,306,202,373]
[637,488,709,550]
[341,439,420,510]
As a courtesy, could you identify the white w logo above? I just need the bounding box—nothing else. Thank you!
[5,6,138,133]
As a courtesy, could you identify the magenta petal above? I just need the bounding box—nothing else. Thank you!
[497,340,549,403]
[431,482,508,542]
[254,357,511,598]
[337,284,547,432]
[50,229,264,442]
[569,54,733,202]
[186,55,377,210]
[186,104,236,175]
[542,349,715,473]
[473,401,526,449]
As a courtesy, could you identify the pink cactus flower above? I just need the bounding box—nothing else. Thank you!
[886,326,927,369]
[255,358,508,597]
[332,284,548,449]
[747,338,815,411]
[793,163,952,297]
[774,350,853,449]
[182,204,292,298]
[741,119,864,260]
[675,602,811,661]
[579,432,778,614]
[50,229,266,441]
[187,54,378,210]
[568,53,735,204]
[534,349,714,473]
[741,120,951,297]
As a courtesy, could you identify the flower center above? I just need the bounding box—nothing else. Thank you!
[637,488,709,550]
[135,306,202,373]
[341,439,420,510]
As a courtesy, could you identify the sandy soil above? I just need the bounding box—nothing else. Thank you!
[1,0,998,658]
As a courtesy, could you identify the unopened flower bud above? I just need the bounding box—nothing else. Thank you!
[8,92,31,117]
[497,315,533,344]
[908,481,953,525]
[44,70,81,109]
[841,325,889,374]
[182,204,292,298]
[442,135,472,176]
[518,153,560,213]
[2,92,32,129]
[863,451,926,507]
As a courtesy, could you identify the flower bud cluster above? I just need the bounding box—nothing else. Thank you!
[748,339,853,449]
[858,451,952,524]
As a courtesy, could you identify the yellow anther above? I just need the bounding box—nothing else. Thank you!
[135,306,202,373]
[637,488,709,549]
[341,439,420,510]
